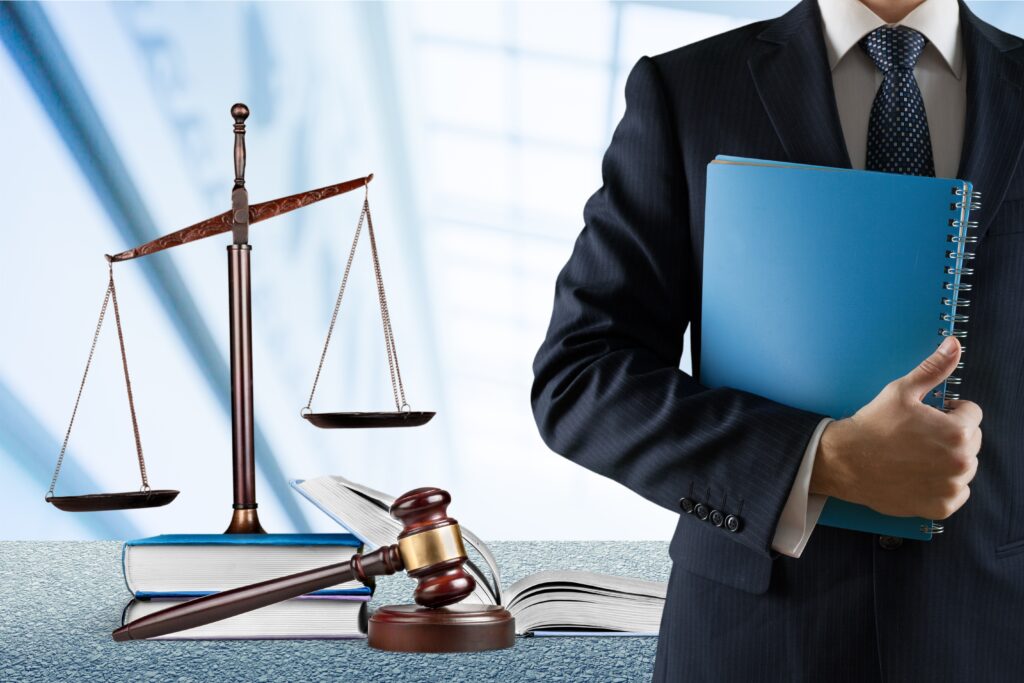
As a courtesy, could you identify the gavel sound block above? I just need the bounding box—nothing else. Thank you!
[111,487,515,652]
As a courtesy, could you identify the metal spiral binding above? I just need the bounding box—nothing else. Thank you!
[911,189,979,537]
[933,185,981,410]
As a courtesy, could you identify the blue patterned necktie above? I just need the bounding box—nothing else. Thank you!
[860,26,935,176]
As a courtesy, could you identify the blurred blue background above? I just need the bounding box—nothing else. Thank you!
[2,1,1022,541]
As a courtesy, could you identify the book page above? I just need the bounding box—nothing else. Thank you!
[292,475,502,604]
[505,569,667,606]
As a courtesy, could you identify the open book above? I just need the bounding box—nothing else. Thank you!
[291,475,666,635]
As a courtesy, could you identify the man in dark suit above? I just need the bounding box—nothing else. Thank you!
[532,0,1024,679]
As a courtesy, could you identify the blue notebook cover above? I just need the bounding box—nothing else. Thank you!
[700,155,975,540]
[123,533,368,597]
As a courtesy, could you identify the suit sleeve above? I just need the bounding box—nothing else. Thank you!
[772,418,831,557]
[530,56,827,557]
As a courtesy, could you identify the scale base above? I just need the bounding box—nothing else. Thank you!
[367,604,515,652]
[225,507,266,534]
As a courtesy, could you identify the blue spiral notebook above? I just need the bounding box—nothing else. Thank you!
[700,155,979,540]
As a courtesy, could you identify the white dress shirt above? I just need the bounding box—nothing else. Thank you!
[771,0,966,557]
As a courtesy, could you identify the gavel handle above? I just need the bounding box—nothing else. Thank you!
[112,545,404,641]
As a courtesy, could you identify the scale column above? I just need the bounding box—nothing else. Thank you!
[225,103,265,534]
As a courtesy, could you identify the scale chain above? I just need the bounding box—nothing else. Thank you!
[364,196,408,412]
[303,184,409,414]
[47,265,150,498]
[47,276,113,499]
[304,196,367,412]
[108,265,150,490]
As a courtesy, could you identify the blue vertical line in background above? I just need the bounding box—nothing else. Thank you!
[285,77,311,257]
[0,2,311,532]
[0,378,141,539]
[244,4,275,125]
[354,3,455,470]
[605,1,624,143]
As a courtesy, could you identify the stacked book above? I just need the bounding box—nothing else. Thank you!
[120,533,369,639]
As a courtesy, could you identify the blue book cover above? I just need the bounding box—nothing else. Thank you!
[125,534,362,548]
[133,590,371,599]
[701,155,975,540]
[123,533,368,597]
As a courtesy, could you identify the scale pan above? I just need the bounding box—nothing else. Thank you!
[303,411,435,429]
[47,489,179,512]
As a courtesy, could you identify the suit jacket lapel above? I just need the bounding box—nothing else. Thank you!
[957,0,1024,240]
[748,0,852,169]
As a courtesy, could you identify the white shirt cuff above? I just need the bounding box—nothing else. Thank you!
[771,417,832,558]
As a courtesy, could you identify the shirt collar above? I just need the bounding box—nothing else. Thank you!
[817,0,963,78]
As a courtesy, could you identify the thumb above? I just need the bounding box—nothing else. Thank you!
[897,336,961,400]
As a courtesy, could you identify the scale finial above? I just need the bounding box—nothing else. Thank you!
[232,102,249,192]
[231,103,250,244]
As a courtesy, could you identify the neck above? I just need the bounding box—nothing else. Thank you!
[858,0,927,23]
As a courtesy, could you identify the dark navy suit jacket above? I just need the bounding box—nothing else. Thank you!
[532,1,1024,680]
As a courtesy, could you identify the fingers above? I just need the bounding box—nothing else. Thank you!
[934,485,971,520]
[911,397,982,441]
[953,438,980,487]
[945,399,983,429]
[942,402,982,466]
[897,337,962,400]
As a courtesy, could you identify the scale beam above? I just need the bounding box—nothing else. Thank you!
[106,174,374,263]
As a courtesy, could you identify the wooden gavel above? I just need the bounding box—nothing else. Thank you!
[112,487,485,643]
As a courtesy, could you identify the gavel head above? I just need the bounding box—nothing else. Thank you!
[390,487,476,608]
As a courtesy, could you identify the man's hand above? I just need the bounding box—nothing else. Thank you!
[809,336,982,520]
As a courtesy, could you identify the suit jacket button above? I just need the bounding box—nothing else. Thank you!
[725,514,742,532]
[694,503,710,520]
[679,497,696,513]
[710,509,725,527]
[879,535,903,550]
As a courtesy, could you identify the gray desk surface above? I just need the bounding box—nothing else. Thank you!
[0,541,670,682]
